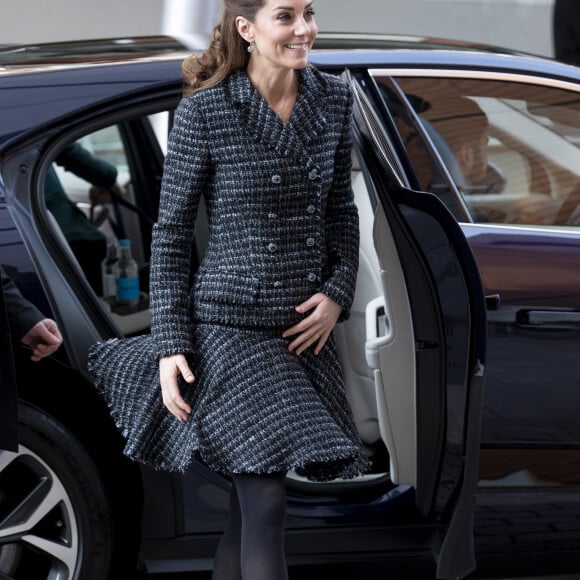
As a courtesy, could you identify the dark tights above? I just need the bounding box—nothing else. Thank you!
[212,472,288,580]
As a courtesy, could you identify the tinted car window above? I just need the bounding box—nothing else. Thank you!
[374,74,580,228]
[372,70,580,464]
[41,110,169,330]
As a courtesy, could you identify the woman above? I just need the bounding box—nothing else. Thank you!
[93,0,370,578]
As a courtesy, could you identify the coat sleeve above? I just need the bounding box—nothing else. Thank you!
[1,266,44,340]
[55,141,118,190]
[150,96,210,358]
[320,85,359,322]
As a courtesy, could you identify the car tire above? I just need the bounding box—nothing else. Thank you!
[0,401,114,580]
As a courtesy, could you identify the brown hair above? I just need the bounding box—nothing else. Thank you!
[182,0,266,97]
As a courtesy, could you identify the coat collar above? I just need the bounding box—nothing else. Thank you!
[225,65,328,167]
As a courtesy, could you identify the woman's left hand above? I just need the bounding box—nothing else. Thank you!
[282,293,342,356]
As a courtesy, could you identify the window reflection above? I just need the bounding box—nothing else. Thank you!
[374,74,580,228]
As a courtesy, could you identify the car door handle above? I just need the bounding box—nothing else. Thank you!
[485,293,500,311]
[517,309,580,328]
[365,295,392,369]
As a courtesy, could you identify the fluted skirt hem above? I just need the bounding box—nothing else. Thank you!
[87,324,371,481]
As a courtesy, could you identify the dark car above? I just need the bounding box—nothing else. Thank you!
[0,33,579,580]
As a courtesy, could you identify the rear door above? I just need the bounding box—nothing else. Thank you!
[345,71,486,579]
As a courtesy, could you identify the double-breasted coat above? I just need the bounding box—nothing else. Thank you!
[150,65,359,352]
[89,65,370,479]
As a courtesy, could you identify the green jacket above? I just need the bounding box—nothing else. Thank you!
[45,141,117,242]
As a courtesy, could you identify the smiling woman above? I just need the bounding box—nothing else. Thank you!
[86,1,370,579]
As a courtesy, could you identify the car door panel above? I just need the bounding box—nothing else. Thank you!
[348,71,486,579]
[464,224,580,450]
[365,206,416,486]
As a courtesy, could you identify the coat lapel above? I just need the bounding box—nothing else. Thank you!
[226,66,328,167]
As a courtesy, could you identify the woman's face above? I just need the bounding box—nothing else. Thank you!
[244,0,318,71]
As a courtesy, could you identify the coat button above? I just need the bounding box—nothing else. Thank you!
[307,272,317,282]
[267,243,278,253]
[306,237,315,247]
[308,169,318,180]
[306,204,316,214]
[273,281,283,288]
[272,174,282,184]
[268,212,277,219]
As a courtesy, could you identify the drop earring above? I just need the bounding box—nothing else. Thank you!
[247,41,254,53]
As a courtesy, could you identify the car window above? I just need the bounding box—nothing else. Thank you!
[54,127,130,205]
[42,110,168,332]
[374,74,580,228]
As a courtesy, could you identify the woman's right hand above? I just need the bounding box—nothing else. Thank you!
[159,354,195,422]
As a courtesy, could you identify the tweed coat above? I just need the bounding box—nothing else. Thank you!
[149,65,359,358]
[88,65,370,478]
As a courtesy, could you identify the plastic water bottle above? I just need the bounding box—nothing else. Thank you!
[115,239,140,308]
[100,242,118,301]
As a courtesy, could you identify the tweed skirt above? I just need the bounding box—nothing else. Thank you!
[88,323,371,481]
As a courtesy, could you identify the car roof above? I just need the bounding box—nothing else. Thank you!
[1,33,579,149]
[0,31,544,69]
[0,36,189,69]
[0,31,572,71]
[315,31,530,55]
[1,31,576,81]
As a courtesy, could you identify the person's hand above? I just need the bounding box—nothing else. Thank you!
[282,293,343,356]
[20,318,63,362]
[89,181,126,206]
[159,354,195,422]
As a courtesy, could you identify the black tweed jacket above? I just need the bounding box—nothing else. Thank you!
[150,65,359,358]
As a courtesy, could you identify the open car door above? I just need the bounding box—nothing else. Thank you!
[345,71,486,580]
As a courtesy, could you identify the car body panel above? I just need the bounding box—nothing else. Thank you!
[0,60,183,148]
[465,223,580,448]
